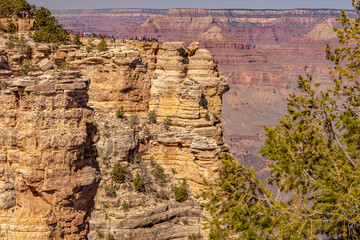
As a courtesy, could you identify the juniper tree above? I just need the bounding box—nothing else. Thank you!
[207,1,360,239]
[33,7,69,44]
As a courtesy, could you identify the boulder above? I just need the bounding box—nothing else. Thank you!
[38,58,53,71]
[162,42,185,50]
[187,41,200,56]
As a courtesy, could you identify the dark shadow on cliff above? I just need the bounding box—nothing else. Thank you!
[73,121,101,238]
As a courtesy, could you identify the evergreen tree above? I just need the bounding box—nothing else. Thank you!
[33,7,69,44]
[0,0,34,18]
[207,1,360,239]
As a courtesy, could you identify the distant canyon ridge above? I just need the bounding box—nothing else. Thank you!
[53,8,356,185]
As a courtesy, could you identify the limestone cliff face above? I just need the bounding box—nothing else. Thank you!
[0,34,228,239]
[0,53,100,238]
[148,42,228,193]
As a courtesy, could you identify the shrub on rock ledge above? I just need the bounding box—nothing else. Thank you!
[148,110,157,124]
[115,107,124,118]
[97,40,107,52]
[172,182,188,202]
[111,162,125,183]
[133,173,143,191]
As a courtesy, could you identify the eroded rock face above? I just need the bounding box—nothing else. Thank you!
[53,8,356,196]
[0,68,100,239]
[0,36,228,239]
[71,41,228,239]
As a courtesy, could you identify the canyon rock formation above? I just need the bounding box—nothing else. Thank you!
[53,8,357,189]
[0,33,228,239]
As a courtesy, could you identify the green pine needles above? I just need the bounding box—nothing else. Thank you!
[97,39,108,52]
[133,173,143,192]
[172,182,188,202]
[111,162,125,183]
[206,1,360,239]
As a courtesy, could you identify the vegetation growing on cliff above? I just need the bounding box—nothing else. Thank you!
[207,1,360,239]
[97,39,108,51]
[20,59,34,75]
[173,182,188,202]
[33,7,69,44]
[0,0,34,17]
[111,162,125,183]
[148,110,157,124]
[0,0,69,43]
[115,106,125,118]
[133,173,144,191]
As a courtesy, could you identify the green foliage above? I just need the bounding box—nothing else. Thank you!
[188,233,202,240]
[97,39,107,52]
[148,110,157,124]
[33,7,69,44]
[163,117,172,130]
[122,202,130,211]
[106,233,115,240]
[96,229,105,239]
[207,3,360,239]
[58,61,70,70]
[20,59,34,76]
[104,184,116,198]
[5,35,16,49]
[206,153,280,240]
[6,20,16,33]
[73,33,82,49]
[172,182,188,202]
[133,173,143,191]
[0,0,34,17]
[125,233,137,240]
[86,39,95,52]
[111,162,125,183]
[204,112,210,121]
[17,36,31,55]
[116,106,125,118]
[5,35,31,56]
[152,165,166,182]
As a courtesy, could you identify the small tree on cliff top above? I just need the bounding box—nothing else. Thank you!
[33,6,69,44]
[0,0,34,18]
[207,1,360,239]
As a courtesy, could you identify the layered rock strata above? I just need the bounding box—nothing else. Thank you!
[53,8,353,189]
[0,34,229,239]
[0,67,100,239]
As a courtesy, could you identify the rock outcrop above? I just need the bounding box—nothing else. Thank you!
[0,65,100,239]
[53,8,355,192]
[0,18,35,31]
[0,33,228,239]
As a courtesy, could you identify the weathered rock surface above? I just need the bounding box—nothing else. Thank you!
[0,65,100,238]
[53,8,356,195]
[38,58,53,71]
[0,34,228,239]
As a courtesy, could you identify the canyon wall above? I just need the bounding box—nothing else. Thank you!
[0,33,228,239]
[0,51,99,239]
[53,8,357,188]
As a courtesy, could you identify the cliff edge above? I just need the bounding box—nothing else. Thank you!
[0,34,228,239]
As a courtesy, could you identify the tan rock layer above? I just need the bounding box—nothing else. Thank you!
[0,38,228,239]
[0,69,100,239]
